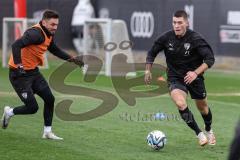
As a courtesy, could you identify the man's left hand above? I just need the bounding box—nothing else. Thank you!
[184,71,198,84]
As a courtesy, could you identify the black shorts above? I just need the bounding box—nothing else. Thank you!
[167,77,207,99]
[9,68,49,103]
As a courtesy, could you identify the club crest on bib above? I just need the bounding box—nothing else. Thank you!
[21,92,28,99]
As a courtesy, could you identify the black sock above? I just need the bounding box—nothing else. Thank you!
[201,107,212,132]
[179,107,202,135]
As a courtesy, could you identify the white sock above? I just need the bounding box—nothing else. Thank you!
[44,126,52,133]
[7,108,14,117]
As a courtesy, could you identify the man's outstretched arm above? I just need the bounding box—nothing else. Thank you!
[48,40,84,67]
[145,35,165,85]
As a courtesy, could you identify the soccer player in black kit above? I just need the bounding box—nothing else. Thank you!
[1,10,84,140]
[145,10,216,146]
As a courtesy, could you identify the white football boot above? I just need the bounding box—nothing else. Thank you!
[1,106,13,129]
[197,132,208,146]
[205,129,216,145]
[42,132,63,140]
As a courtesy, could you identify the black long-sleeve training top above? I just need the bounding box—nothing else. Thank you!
[12,22,71,65]
[146,29,215,79]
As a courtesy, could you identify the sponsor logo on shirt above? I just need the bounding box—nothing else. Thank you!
[168,43,174,51]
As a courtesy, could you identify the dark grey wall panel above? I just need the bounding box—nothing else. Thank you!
[26,0,78,49]
[0,0,240,56]
[0,0,14,49]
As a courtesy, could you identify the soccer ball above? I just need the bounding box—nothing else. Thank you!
[146,130,167,150]
[154,112,166,120]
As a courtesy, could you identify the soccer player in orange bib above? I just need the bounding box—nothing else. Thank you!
[1,10,84,140]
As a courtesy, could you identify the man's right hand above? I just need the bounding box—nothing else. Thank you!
[144,70,152,85]
[16,64,26,77]
[68,56,84,67]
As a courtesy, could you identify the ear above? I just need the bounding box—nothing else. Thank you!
[42,20,47,26]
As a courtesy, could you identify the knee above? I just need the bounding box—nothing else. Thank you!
[196,100,208,113]
[170,89,187,110]
[175,99,187,110]
[27,101,39,114]
[31,105,39,114]
[198,106,206,112]
[198,105,208,114]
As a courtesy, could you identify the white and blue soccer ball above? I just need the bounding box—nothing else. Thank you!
[154,112,166,120]
[146,130,167,150]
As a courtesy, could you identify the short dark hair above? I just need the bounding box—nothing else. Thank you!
[42,10,59,20]
[173,10,188,20]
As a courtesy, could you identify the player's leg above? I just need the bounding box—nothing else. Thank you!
[195,98,212,131]
[1,69,39,129]
[169,80,207,146]
[37,87,55,129]
[188,77,216,145]
[33,73,62,140]
[170,89,202,135]
[195,99,216,145]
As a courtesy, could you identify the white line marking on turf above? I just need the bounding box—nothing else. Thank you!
[208,100,240,107]
[208,93,240,96]
[1,91,240,97]
[158,95,240,107]
[0,91,240,107]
